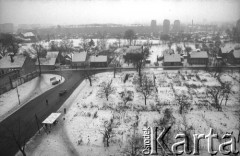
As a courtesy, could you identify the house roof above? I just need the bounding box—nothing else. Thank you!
[22,32,35,37]
[221,46,234,54]
[190,51,208,58]
[90,55,107,63]
[0,55,26,69]
[72,52,87,62]
[35,57,57,66]
[163,54,181,62]
[46,51,59,59]
[233,49,240,59]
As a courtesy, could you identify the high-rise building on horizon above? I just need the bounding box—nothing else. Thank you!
[173,20,180,33]
[163,19,170,34]
[151,20,157,35]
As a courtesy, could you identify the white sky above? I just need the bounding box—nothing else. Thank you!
[0,0,239,25]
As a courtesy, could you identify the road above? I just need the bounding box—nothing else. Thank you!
[0,70,87,156]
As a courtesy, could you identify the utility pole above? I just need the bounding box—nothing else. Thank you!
[16,80,20,105]
[36,44,42,76]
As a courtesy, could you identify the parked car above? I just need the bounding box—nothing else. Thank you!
[59,89,67,96]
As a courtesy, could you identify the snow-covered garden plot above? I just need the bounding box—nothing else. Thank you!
[21,70,240,156]
[0,74,64,120]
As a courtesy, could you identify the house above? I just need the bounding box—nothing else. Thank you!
[0,54,36,94]
[163,54,182,66]
[189,51,208,65]
[0,54,36,76]
[89,55,108,67]
[20,32,37,42]
[71,52,87,68]
[228,49,240,64]
[35,51,61,70]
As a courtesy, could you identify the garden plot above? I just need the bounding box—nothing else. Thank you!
[21,70,240,156]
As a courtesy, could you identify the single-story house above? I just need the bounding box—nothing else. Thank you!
[20,32,37,42]
[90,55,108,67]
[0,54,36,94]
[0,54,36,76]
[163,54,182,66]
[71,52,87,67]
[35,51,61,70]
[227,49,240,64]
[189,51,208,65]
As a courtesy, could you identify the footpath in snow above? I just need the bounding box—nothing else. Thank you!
[0,74,64,121]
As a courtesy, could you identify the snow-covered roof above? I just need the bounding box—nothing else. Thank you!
[221,46,234,54]
[0,55,26,69]
[42,113,61,124]
[233,49,240,59]
[190,51,208,58]
[90,55,107,62]
[22,32,35,37]
[163,54,181,62]
[72,52,87,62]
[46,51,59,59]
[36,57,57,66]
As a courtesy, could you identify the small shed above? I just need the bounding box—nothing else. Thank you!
[42,113,61,125]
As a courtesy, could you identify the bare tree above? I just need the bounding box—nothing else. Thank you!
[122,133,143,156]
[83,69,94,86]
[206,86,225,111]
[99,80,116,101]
[79,35,90,52]
[136,74,154,105]
[100,118,115,147]
[175,94,191,114]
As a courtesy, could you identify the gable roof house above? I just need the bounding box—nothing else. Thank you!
[89,55,108,67]
[20,32,37,42]
[35,51,61,70]
[0,54,36,94]
[189,51,208,65]
[71,52,88,68]
[163,54,182,66]
[0,54,36,76]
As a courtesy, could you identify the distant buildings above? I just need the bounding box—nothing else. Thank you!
[0,23,14,33]
[162,19,170,34]
[20,32,37,42]
[173,20,181,33]
[151,20,157,33]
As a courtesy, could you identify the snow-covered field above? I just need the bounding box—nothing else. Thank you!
[19,69,240,156]
[0,74,64,121]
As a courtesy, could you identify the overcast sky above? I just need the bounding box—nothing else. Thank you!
[0,0,239,25]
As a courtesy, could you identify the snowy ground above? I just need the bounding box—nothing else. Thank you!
[18,70,239,156]
[0,74,64,121]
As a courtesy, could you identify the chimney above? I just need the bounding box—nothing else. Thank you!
[10,55,14,63]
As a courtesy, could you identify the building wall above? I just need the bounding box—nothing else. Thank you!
[90,62,107,67]
[190,58,208,65]
[163,62,182,66]
[21,57,36,75]
[71,62,86,68]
